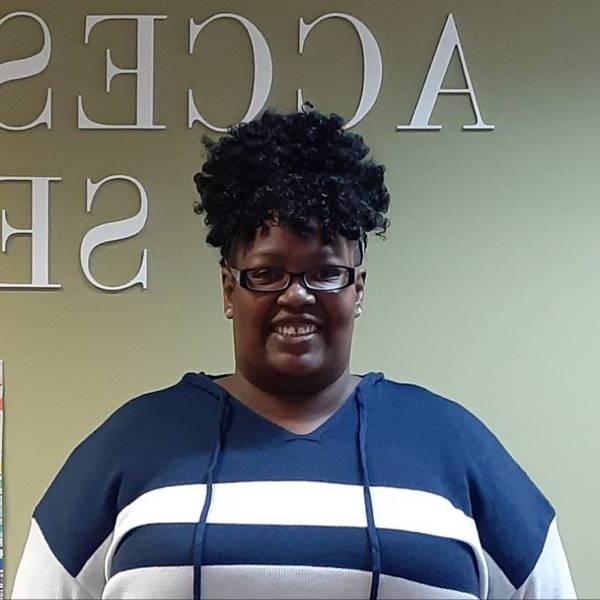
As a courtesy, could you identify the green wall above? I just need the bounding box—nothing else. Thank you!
[1,1,598,596]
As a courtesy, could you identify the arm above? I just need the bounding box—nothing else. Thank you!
[510,518,575,599]
[12,415,123,599]
[456,408,576,599]
[12,520,107,599]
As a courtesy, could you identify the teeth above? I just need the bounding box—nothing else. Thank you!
[275,324,318,337]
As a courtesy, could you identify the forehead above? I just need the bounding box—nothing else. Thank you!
[236,221,354,262]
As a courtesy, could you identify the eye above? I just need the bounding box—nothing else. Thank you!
[247,267,285,283]
[311,266,344,281]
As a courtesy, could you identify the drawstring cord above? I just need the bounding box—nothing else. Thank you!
[193,373,382,600]
[357,385,382,600]
[193,394,231,600]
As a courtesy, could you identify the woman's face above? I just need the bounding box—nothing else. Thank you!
[222,220,366,395]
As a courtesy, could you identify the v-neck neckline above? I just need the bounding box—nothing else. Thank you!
[197,371,376,442]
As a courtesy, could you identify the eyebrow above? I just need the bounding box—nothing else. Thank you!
[249,249,338,260]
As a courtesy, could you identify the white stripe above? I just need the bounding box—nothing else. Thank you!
[483,548,515,599]
[12,519,94,599]
[105,481,485,583]
[102,566,192,599]
[102,565,479,600]
[371,486,479,544]
[78,532,112,597]
[210,481,367,526]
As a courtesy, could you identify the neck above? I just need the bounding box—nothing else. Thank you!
[218,367,360,432]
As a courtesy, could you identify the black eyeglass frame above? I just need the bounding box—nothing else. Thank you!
[225,264,362,293]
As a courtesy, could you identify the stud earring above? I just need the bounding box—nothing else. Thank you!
[355,306,363,318]
[225,308,233,319]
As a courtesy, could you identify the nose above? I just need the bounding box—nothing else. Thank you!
[276,276,316,306]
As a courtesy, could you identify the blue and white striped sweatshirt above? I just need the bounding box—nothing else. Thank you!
[13,371,576,599]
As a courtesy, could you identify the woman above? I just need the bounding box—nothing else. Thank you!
[13,109,575,599]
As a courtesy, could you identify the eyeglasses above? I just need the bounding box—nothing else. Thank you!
[226,264,360,292]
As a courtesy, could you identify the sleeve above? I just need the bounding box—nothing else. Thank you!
[12,414,124,599]
[459,408,577,599]
[510,518,575,599]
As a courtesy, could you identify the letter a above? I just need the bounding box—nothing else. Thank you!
[397,13,494,131]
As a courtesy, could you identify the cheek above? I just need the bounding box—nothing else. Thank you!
[233,297,273,342]
[323,295,356,330]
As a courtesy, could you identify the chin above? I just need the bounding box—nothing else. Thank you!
[264,350,329,380]
[246,355,343,395]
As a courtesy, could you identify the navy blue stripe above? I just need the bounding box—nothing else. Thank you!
[111,524,479,596]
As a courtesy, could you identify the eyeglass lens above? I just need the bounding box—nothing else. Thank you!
[245,266,350,291]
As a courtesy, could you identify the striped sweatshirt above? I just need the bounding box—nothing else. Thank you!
[13,371,576,599]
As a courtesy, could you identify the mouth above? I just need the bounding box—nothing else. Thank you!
[274,323,318,338]
[270,323,321,343]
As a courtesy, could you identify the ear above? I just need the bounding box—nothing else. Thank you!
[355,268,367,305]
[222,267,235,319]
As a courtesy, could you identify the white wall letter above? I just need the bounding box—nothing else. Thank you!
[0,177,61,289]
[78,15,166,129]
[397,13,494,131]
[0,12,52,130]
[80,175,148,291]
[297,13,382,129]
[188,13,272,132]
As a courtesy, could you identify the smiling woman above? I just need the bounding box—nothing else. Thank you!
[217,222,367,415]
[12,108,576,600]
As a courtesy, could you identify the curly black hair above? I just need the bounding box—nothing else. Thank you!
[193,108,390,264]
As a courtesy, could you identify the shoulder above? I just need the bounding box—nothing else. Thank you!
[370,376,493,449]
[110,371,221,419]
[370,376,559,592]
[367,374,554,513]
[37,372,224,504]
[83,371,223,445]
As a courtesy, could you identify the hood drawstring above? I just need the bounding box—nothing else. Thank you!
[357,384,382,600]
[193,393,232,600]
[191,372,383,600]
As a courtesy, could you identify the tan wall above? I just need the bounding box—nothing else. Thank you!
[1,1,598,595]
